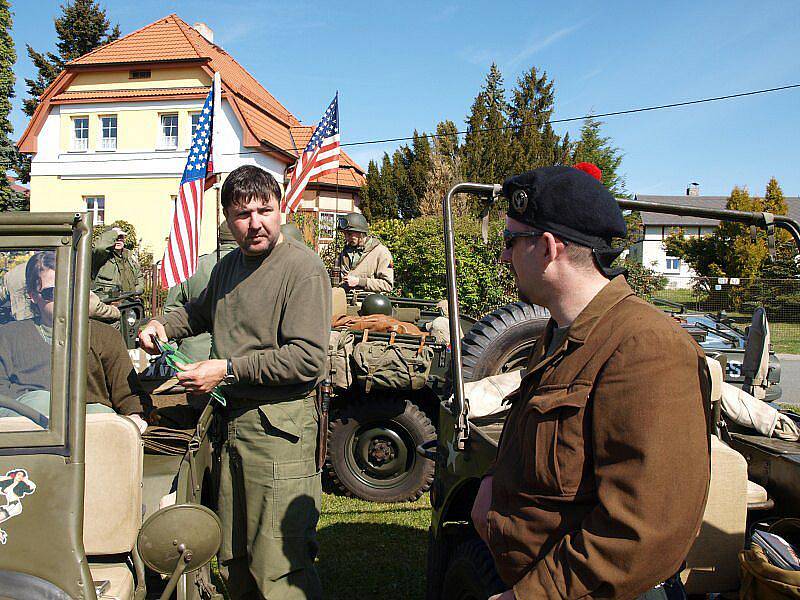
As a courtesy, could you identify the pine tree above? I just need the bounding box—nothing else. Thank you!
[461,63,512,184]
[763,177,788,215]
[571,116,626,197]
[508,67,563,171]
[359,160,382,222]
[0,0,23,211]
[23,0,120,117]
[407,131,432,214]
[391,148,418,219]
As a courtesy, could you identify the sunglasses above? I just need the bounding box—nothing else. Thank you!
[38,287,55,302]
[502,229,570,251]
[503,229,542,251]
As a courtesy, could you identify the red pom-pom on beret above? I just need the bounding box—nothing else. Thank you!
[574,162,602,181]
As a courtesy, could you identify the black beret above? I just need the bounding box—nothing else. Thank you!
[503,166,626,249]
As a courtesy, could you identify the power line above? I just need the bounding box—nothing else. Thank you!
[2,82,798,167]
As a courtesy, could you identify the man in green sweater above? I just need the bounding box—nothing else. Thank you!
[139,165,331,599]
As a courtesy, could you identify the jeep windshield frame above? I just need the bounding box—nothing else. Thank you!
[442,188,800,452]
[0,213,91,454]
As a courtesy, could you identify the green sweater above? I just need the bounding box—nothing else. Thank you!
[158,238,332,404]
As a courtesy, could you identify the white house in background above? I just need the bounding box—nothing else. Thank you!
[627,185,800,288]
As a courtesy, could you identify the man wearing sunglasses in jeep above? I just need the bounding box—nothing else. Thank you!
[0,251,149,428]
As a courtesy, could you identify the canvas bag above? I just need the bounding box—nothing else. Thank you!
[740,519,800,599]
[351,338,433,392]
[328,329,355,390]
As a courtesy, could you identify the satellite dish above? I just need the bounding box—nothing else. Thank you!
[137,504,221,575]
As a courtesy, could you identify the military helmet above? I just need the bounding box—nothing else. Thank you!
[281,223,305,244]
[359,293,392,316]
[337,212,369,234]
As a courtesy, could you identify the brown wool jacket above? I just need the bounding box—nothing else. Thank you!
[488,276,711,600]
[335,237,394,293]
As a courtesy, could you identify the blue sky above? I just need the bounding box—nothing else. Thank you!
[10,0,800,197]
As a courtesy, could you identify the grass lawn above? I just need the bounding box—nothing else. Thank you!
[318,493,432,599]
[769,322,800,354]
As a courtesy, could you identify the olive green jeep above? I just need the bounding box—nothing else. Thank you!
[0,212,220,600]
[426,186,800,598]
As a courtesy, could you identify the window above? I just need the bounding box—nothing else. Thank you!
[191,112,201,140]
[84,196,105,225]
[159,113,179,149]
[319,212,336,240]
[666,257,681,271]
[99,115,117,150]
[72,116,89,151]
[129,70,151,80]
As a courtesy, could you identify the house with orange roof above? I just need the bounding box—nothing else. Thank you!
[18,15,365,259]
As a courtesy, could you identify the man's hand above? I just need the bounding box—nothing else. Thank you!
[345,274,360,288]
[489,591,515,600]
[138,320,167,355]
[175,359,227,395]
[471,475,493,544]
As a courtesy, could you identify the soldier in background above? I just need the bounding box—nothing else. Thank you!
[334,212,394,293]
[91,227,144,298]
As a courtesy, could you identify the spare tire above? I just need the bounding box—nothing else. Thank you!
[461,302,550,382]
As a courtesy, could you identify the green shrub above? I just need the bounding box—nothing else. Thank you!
[370,217,516,318]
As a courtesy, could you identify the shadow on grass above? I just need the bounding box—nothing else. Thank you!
[318,522,428,600]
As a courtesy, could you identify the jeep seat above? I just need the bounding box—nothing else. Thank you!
[331,287,347,318]
[681,358,748,594]
[85,413,143,600]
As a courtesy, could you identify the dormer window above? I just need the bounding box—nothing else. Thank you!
[129,70,151,80]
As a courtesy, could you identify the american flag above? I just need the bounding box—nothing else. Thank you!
[283,93,340,213]
[160,75,219,288]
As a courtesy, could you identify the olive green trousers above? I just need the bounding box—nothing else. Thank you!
[216,395,322,600]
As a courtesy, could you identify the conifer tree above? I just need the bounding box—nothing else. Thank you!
[23,0,120,117]
[0,0,23,211]
[359,160,381,222]
[571,116,626,197]
[508,67,563,171]
[407,131,432,212]
[461,63,512,184]
[763,177,788,215]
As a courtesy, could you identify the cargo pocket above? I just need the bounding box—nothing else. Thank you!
[272,458,320,539]
[522,381,593,497]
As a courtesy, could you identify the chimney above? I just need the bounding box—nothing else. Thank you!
[193,22,214,43]
[686,182,700,197]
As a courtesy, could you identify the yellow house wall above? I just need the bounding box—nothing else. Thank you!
[30,176,220,259]
[69,67,209,91]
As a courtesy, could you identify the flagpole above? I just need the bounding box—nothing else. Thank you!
[213,71,223,264]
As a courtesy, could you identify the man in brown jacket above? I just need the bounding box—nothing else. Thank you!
[335,212,394,293]
[471,165,711,600]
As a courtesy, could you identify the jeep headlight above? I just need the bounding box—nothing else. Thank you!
[126,310,137,327]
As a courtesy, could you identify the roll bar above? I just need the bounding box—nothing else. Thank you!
[443,186,800,451]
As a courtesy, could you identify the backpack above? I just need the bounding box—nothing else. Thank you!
[351,337,433,393]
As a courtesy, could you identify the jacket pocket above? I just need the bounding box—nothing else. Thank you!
[521,381,593,497]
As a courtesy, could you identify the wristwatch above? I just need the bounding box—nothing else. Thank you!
[223,359,237,385]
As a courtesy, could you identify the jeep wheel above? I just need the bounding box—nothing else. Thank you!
[441,539,504,600]
[326,397,436,502]
[462,302,550,381]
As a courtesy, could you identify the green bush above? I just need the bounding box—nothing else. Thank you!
[91,219,138,251]
[370,216,516,318]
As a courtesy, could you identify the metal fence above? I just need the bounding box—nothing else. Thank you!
[651,276,800,354]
